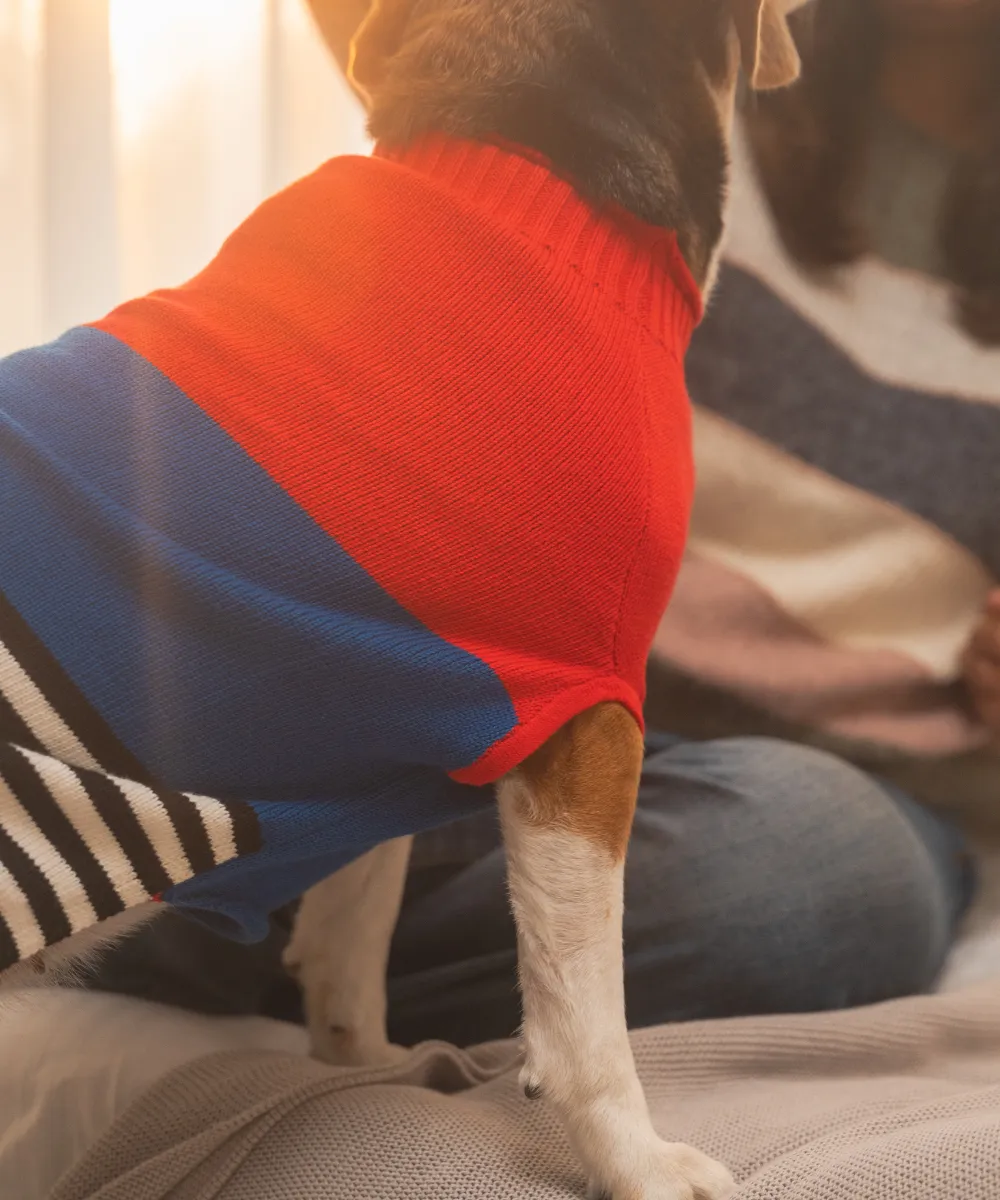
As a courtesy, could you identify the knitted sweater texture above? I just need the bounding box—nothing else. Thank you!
[0,136,698,964]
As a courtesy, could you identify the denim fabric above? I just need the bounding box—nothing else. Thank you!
[80,735,974,1047]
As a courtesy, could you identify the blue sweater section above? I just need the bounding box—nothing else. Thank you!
[0,328,513,940]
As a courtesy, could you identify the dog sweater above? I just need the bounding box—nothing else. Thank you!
[0,135,699,967]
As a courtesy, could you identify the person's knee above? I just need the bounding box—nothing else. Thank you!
[625,737,962,1023]
[648,736,884,821]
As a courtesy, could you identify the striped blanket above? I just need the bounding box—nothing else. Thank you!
[652,122,1000,810]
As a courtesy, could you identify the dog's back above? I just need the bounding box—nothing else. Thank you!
[0,132,698,970]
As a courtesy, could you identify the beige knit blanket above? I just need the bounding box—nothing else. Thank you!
[50,983,1000,1199]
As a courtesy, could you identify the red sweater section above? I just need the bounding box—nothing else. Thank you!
[96,135,699,785]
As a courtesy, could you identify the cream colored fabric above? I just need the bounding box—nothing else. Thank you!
[654,551,989,754]
[688,407,992,678]
[47,983,1000,1199]
[0,989,308,1200]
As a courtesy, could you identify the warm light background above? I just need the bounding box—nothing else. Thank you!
[0,0,367,356]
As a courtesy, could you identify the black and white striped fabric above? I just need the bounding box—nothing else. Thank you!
[0,590,260,969]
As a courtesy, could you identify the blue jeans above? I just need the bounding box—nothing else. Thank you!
[80,735,975,1046]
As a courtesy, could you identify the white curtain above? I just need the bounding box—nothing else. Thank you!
[0,0,367,357]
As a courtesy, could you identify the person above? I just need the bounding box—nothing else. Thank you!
[68,0,997,1049]
[648,0,1000,821]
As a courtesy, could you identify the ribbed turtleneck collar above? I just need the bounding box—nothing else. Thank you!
[375,134,703,351]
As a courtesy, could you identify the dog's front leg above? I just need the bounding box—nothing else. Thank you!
[499,704,733,1200]
[285,835,412,1068]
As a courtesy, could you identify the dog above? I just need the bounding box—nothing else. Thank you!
[0,2,802,1196]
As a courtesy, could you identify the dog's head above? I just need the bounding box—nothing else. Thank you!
[307,0,807,285]
[345,0,803,113]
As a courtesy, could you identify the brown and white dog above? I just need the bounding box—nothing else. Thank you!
[282,3,804,1198]
[0,4,804,1199]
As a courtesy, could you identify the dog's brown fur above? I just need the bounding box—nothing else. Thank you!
[518,704,644,862]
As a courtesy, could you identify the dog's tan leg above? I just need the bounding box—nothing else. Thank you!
[499,704,734,1200]
[285,835,412,1069]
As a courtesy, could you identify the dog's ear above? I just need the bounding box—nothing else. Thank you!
[730,0,802,91]
[303,0,371,74]
[349,0,415,100]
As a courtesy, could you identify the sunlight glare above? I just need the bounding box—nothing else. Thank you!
[0,0,42,175]
[109,0,267,145]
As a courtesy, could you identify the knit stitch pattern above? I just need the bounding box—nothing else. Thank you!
[0,136,698,964]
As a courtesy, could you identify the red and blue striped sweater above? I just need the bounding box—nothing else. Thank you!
[0,136,698,967]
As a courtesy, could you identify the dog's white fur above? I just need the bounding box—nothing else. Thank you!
[283,835,413,1068]
[498,776,735,1200]
[0,903,156,991]
[280,772,737,1198]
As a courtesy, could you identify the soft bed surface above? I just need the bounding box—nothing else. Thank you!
[0,990,307,1200]
[41,981,1000,1200]
[5,849,1000,1199]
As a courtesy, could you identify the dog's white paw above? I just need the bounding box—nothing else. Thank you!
[584,1139,735,1200]
[284,948,409,1070]
[297,979,410,1069]
[311,1024,411,1070]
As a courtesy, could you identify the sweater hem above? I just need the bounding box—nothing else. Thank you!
[449,677,645,787]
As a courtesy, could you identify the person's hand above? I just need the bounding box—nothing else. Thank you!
[963,589,1000,733]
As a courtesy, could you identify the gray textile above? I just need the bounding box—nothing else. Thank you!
[52,983,1000,1200]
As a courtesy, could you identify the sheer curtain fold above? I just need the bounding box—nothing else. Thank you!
[0,0,366,357]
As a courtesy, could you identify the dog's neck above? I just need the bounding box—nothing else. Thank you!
[364,8,730,288]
